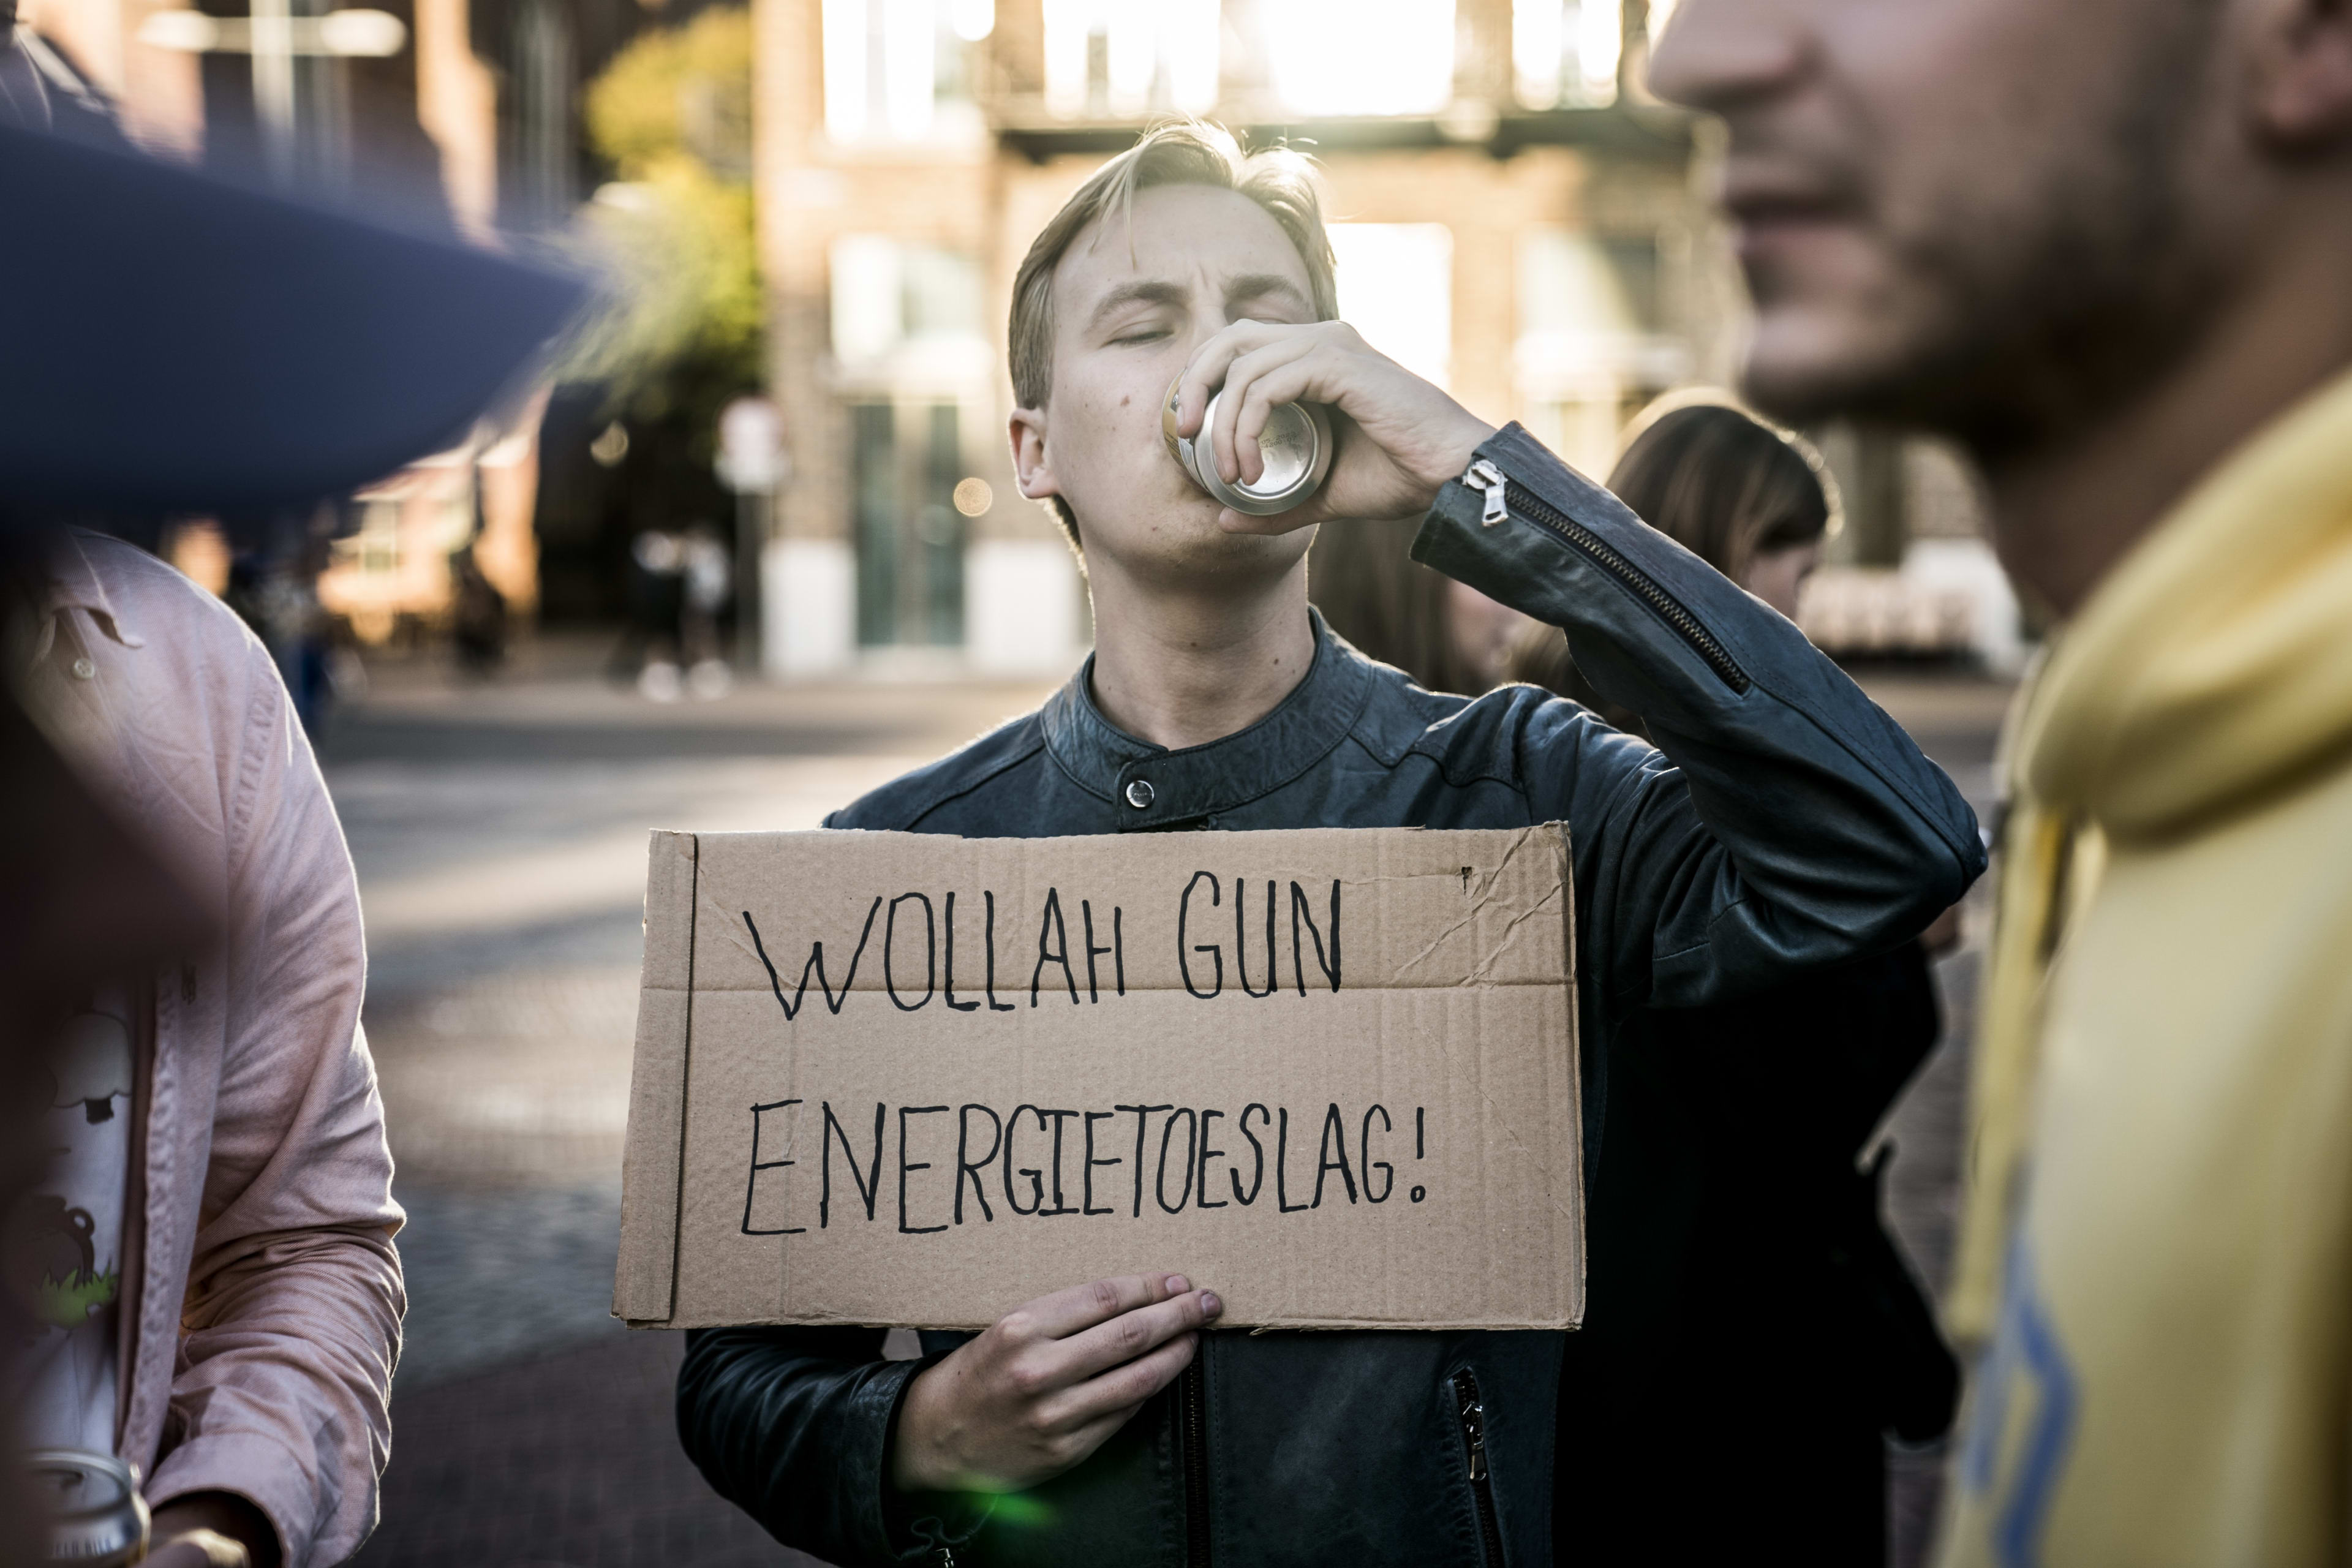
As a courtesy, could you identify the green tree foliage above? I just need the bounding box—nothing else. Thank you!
[560,7,760,446]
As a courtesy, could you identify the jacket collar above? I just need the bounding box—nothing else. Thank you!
[1041,610,1376,829]
[42,530,145,648]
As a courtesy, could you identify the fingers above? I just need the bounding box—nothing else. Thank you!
[1224,351,1324,484]
[1011,1272,1188,1341]
[1175,320,1294,437]
[1036,1324,1202,1432]
[1058,1398,1158,1460]
[1055,1284,1223,1382]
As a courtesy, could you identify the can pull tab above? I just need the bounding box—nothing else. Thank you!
[1463,459,1509,527]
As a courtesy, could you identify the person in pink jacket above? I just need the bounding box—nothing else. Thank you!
[9,529,401,1568]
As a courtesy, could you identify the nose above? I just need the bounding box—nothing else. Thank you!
[1646,0,1813,113]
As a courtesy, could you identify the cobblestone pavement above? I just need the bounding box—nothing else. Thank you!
[326,643,2008,1568]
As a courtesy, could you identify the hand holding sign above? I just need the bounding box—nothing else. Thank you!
[894,1272,1223,1493]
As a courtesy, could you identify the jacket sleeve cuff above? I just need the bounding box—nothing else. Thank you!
[1411,423,1774,708]
[145,1436,307,1568]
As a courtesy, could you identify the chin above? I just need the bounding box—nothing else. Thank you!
[1739,304,1966,432]
[1738,319,1880,426]
[1096,509,1311,589]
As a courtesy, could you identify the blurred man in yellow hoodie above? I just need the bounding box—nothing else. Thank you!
[1649,1,2352,1562]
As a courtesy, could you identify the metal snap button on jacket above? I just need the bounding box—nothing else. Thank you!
[1124,778,1155,809]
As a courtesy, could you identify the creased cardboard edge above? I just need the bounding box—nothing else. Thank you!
[1551,820,1587,1332]
[645,1311,1580,1333]
[615,830,698,1326]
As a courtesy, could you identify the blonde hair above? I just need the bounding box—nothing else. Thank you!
[1008,121,1339,548]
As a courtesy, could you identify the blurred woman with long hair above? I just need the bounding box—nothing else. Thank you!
[1306,514,1529,694]
[1510,397,1838,728]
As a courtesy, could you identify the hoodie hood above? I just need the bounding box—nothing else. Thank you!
[2014,368,2352,842]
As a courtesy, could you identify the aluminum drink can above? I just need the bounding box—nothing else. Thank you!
[27,1450,149,1565]
[1162,376,1333,516]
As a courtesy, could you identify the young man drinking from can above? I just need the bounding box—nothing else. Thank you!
[677,122,1981,1567]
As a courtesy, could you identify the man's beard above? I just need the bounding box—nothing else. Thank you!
[1744,7,2227,464]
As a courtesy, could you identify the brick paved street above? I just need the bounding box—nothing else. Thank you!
[324,641,2007,1568]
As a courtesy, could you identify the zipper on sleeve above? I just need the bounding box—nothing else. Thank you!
[1182,1354,1212,1567]
[1450,1369,1506,1568]
[1460,459,1751,695]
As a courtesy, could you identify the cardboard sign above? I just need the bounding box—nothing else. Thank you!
[615,826,1582,1332]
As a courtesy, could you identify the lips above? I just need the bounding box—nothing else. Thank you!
[1719,173,1863,268]
[1725,173,1851,221]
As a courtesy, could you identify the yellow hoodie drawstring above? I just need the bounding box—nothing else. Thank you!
[1947,799,2073,1343]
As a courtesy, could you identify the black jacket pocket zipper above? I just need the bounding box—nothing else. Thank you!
[1462,458,1752,695]
[1450,1369,1505,1568]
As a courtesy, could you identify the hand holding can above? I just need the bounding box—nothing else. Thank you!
[1162,376,1333,516]
[1164,320,1498,532]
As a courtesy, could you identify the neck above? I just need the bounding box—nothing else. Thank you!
[1979,198,2352,619]
[1084,553,1317,751]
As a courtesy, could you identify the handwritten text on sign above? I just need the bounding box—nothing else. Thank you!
[618,827,1581,1331]
[739,872,1344,1016]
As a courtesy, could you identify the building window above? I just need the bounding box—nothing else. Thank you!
[851,401,967,647]
[1330,223,1455,391]
[1260,0,1455,118]
[823,0,987,145]
[1513,0,1623,110]
[829,235,987,376]
[1515,224,1684,475]
[1041,0,1219,120]
[832,236,985,647]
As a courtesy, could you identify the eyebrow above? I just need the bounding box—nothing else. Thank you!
[1085,279,1189,333]
[1083,271,1317,334]
[1223,273,1313,316]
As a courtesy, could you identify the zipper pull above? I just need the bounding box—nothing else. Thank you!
[1462,459,1509,527]
[1458,1389,1488,1481]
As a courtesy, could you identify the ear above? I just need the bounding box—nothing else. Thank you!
[1009,407,1061,502]
[2249,0,2352,143]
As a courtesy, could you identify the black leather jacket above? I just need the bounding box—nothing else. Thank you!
[676,424,1985,1568]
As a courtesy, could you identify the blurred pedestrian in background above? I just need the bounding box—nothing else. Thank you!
[678,522,733,698]
[1509,398,1834,728]
[616,528,687,700]
[449,541,510,679]
[1655,0,2352,1561]
[221,518,341,733]
[1,123,578,1566]
[614,524,734,701]
[1306,515,1528,693]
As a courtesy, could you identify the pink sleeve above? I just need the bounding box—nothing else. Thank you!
[146,633,404,1568]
